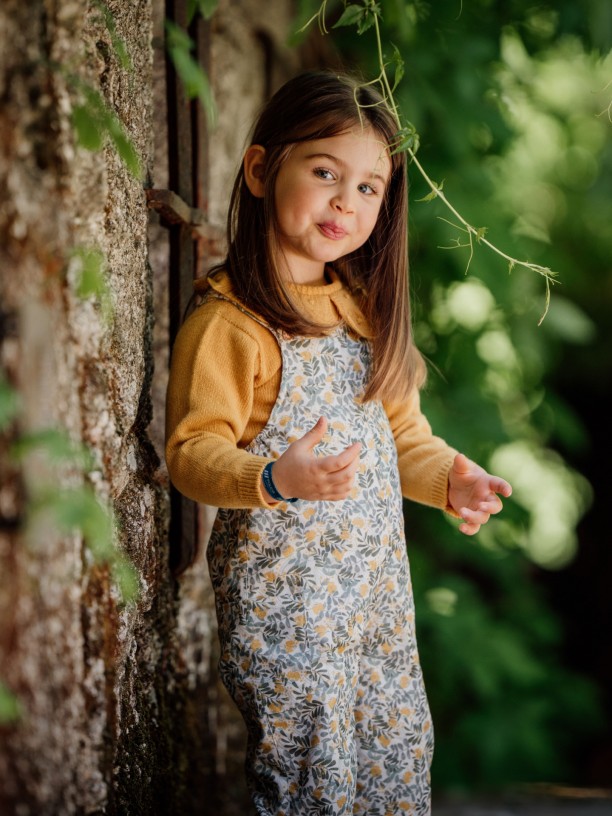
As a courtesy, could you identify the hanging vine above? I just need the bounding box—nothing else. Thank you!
[300,0,557,322]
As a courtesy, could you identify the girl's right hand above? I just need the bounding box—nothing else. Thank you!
[264,417,361,502]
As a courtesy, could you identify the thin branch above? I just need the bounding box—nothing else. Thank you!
[302,1,558,322]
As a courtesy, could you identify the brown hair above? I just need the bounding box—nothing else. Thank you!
[216,70,424,402]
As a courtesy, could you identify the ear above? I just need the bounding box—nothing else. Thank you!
[243,145,266,198]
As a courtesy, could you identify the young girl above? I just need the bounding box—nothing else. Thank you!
[166,71,512,816]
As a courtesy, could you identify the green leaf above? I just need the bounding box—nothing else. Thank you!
[390,43,405,90]
[72,247,106,299]
[417,179,444,202]
[11,428,94,470]
[0,374,19,432]
[106,121,142,179]
[166,21,217,127]
[357,3,381,34]
[164,19,193,51]
[72,85,142,178]
[68,247,113,323]
[32,486,138,604]
[93,1,132,70]
[544,295,597,345]
[188,0,219,23]
[112,558,140,605]
[72,105,104,151]
[0,682,21,725]
[426,587,458,616]
[390,124,420,155]
[333,4,365,29]
[33,487,112,554]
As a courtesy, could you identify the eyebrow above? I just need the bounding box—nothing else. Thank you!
[304,152,389,186]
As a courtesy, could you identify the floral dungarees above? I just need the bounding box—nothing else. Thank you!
[207,298,434,815]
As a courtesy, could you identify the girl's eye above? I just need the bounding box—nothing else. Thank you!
[358,183,376,196]
[313,167,335,181]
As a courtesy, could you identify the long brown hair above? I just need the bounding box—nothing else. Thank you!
[216,70,424,402]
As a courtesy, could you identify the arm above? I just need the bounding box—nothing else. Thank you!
[384,387,457,510]
[167,301,364,508]
[165,303,277,508]
[385,389,512,533]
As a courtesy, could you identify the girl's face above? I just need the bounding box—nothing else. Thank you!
[246,127,391,285]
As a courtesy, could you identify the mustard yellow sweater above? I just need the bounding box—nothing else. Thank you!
[165,271,457,511]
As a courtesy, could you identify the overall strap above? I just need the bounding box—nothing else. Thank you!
[205,292,281,338]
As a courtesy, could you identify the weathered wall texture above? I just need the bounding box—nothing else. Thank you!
[0,0,306,813]
[0,0,178,813]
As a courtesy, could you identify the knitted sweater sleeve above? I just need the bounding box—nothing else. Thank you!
[384,388,458,511]
[165,301,278,509]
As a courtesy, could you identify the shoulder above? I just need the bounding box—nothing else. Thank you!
[183,270,265,340]
[174,277,281,383]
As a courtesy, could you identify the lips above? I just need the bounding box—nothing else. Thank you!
[318,221,347,240]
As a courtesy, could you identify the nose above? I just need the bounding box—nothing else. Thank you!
[331,187,355,214]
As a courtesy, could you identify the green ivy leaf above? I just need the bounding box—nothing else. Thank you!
[165,20,217,127]
[68,246,113,323]
[0,374,20,432]
[32,487,111,554]
[390,124,421,155]
[72,247,106,299]
[106,120,142,179]
[73,85,142,179]
[112,558,140,605]
[11,428,94,471]
[390,43,405,89]
[0,682,21,725]
[333,4,365,29]
[417,179,444,202]
[357,3,381,34]
[187,0,220,23]
[93,0,132,71]
[71,105,104,151]
[31,486,137,604]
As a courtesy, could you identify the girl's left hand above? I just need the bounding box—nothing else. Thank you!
[448,453,512,536]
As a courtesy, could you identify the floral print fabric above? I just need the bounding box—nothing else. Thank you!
[207,301,433,815]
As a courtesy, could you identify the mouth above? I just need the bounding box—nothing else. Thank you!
[318,222,347,240]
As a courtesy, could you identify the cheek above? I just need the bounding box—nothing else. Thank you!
[362,203,384,235]
[276,185,310,225]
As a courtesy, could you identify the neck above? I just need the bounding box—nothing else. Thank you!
[278,256,327,287]
[284,266,331,287]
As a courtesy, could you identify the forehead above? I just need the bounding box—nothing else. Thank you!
[291,127,392,181]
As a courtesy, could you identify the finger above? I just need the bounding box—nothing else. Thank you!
[326,464,359,490]
[460,507,491,527]
[459,521,481,536]
[298,416,328,451]
[478,497,503,515]
[320,442,362,474]
[491,478,512,497]
[452,452,473,475]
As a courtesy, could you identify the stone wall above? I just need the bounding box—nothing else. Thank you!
[0,0,183,812]
[0,0,308,812]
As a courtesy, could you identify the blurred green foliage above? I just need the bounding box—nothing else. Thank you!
[301,0,611,793]
[0,681,21,725]
[0,376,138,606]
[165,19,217,127]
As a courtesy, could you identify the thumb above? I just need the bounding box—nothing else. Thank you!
[452,453,472,474]
[298,416,328,451]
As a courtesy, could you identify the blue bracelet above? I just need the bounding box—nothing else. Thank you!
[262,462,298,503]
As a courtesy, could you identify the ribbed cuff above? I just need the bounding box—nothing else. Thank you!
[430,452,457,512]
[237,455,280,508]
